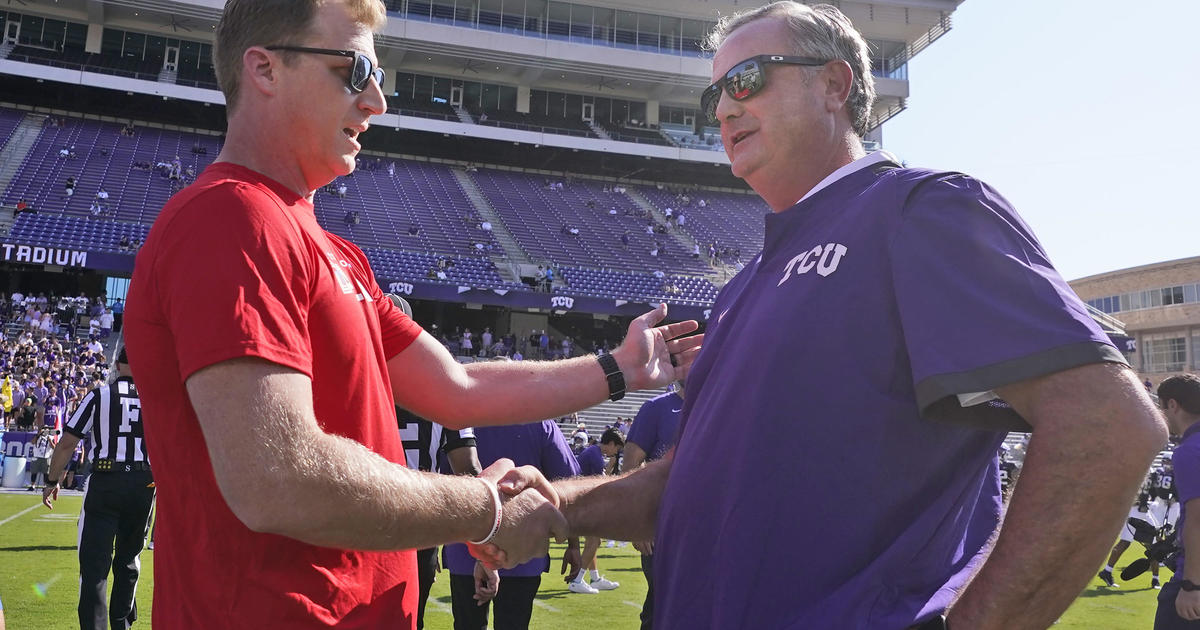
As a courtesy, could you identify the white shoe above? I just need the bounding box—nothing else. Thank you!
[147,542,154,550]
[591,577,620,590]
[606,540,615,548]
[569,580,599,594]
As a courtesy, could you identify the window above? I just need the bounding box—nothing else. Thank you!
[1143,335,1187,373]
[1193,332,1200,370]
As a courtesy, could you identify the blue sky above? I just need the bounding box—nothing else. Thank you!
[884,0,1200,281]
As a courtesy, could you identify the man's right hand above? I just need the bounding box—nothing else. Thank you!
[469,459,568,569]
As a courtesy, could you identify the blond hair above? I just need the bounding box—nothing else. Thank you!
[214,0,387,111]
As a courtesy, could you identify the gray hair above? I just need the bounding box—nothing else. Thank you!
[704,2,877,137]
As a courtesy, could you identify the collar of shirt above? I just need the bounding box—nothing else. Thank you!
[792,150,900,207]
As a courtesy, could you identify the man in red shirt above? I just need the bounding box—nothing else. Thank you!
[122,1,701,628]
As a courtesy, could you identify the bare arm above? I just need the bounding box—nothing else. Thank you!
[41,432,81,508]
[388,306,702,430]
[620,443,648,473]
[1174,498,1200,619]
[446,445,482,477]
[185,357,562,552]
[557,455,673,542]
[948,363,1167,629]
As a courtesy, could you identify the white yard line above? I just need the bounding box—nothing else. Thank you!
[623,600,642,609]
[0,502,42,527]
[427,598,452,615]
[533,600,561,613]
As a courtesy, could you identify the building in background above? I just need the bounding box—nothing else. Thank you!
[1072,256,1200,382]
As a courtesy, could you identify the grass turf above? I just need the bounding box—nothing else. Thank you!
[0,492,1167,628]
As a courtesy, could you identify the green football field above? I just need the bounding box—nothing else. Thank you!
[0,492,1167,628]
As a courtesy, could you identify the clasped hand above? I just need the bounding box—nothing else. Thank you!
[468,458,568,570]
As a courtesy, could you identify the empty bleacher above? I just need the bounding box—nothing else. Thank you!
[638,187,768,265]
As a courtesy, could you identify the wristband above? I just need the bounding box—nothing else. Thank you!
[469,478,503,545]
[597,353,626,402]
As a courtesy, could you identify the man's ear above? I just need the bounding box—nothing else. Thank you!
[242,46,280,98]
[821,59,855,114]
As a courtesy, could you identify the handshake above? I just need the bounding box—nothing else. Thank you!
[467,458,571,570]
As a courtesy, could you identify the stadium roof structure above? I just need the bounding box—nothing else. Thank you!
[0,0,964,165]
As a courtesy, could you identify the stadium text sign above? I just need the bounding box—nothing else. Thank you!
[387,282,414,295]
[1,431,35,458]
[551,296,575,310]
[1,243,88,267]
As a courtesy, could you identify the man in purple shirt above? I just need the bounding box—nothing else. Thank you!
[1154,375,1200,629]
[443,420,580,629]
[622,385,685,629]
[480,3,1167,628]
[568,428,624,595]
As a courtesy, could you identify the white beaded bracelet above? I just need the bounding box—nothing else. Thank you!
[469,478,503,545]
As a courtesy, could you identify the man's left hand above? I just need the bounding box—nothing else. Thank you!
[41,483,59,509]
[612,304,702,390]
[1178,587,1200,620]
[473,561,499,606]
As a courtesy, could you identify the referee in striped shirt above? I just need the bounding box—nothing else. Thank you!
[43,347,154,630]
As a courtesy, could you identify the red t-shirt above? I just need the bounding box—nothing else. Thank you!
[124,163,423,628]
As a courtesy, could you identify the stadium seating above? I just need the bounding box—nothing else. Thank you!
[558,266,718,305]
[472,109,597,138]
[469,168,711,275]
[0,110,743,305]
[637,187,768,265]
[0,107,25,149]
[596,123,673,147]
[6,46,161,82]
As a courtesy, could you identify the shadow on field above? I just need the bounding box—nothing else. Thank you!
[0,544,76,552]
[1078,586,1156,599]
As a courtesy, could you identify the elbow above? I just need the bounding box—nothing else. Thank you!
[215,474,297,536]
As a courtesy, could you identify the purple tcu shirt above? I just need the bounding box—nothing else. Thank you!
[628,391,683,463]
[443,420,580,578]
[653,162,1125,629]
[576,443,606,476]
[1170,423,1200,581]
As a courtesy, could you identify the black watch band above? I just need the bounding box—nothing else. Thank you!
[596,353,626,402]
[1182,580,1200,592]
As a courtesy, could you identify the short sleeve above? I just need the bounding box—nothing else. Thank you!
[889,175,1125,427]
[336,238,423,358]
[542,422,582,480]
[1176,445,1200,505]
[628,403,659,455]
[63,389,98,438]
[153,184,315,380]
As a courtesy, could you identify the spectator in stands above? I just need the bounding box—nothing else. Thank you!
[110,299,124,333]
[96,188,109,202]
[460,328,473,355]
[677,212,686,227]
[480,328,493,356]
[691,243,701,258]
[544,266,555,291]
[99,309,114,339]
[336,182,348,198]
[621,231,630,250]
[14,199,30,218]
[407,222,420,236]
[509,5,1166,630]
[119,235,131,251]
[65,177,76,197]
[480,220,492,232]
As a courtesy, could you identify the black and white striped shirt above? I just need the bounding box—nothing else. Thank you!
[397,407,474,473]
[64,376,149,465]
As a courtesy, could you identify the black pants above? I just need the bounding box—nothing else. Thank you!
[449,573,541,630]
[416,547,438,630]
[77,470,155,630]
[640,553,654,630]
[1156,580,1200,629]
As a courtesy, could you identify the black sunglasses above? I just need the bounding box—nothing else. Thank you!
[264,46,385,93]
[701,54,831,124]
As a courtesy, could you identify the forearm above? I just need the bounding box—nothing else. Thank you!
[46,442,75,482]
[234,432,496,551]
[1182,509,1200,582]
[949,405,1164,628]
[443,355,614,428]
[558,458,671,541]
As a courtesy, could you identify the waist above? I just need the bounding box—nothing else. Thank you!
[91,459,151,473]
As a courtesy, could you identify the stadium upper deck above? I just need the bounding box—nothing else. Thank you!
[0,0,962,167]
